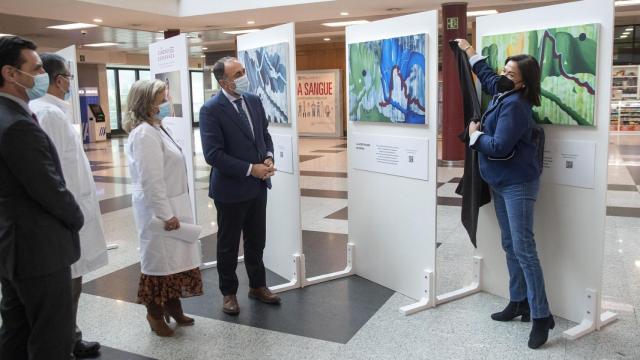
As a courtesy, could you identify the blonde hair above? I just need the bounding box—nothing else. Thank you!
[122,79,167,133]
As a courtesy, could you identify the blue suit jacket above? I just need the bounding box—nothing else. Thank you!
[471,59,541,187]
[199,92,274,203]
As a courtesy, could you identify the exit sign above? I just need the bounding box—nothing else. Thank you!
[447,17,459,30]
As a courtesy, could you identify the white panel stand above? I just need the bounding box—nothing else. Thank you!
[564,289,618,340]
[436,256,483,306]
[303,243,355,287]
[269,254,302,293]
[399,269,435,315]
[200,256,244,271]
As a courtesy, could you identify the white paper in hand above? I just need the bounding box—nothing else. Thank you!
[149,218,202,244]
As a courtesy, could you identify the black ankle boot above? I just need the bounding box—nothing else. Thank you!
[491,299,530,322]
[528,315,555,349]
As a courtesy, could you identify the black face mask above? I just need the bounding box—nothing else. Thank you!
[496,75,515,93]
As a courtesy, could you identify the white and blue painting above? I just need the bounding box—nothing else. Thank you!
[238,42,290,124]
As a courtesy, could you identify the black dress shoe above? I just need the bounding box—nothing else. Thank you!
[491,299,530,322]
[73,340,101,358]
[528,315,555,349]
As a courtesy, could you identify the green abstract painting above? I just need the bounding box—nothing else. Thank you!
[481,24,599,126]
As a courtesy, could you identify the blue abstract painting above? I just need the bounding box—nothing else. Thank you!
[349,34,426,124]
[238,42,290,124]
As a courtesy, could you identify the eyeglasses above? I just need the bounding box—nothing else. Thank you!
[57,73,75,80]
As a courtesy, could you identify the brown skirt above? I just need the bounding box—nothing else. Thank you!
[137,268,203,306]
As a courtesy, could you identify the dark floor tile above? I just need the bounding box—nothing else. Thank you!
[91,165,114,172]
[93,346,157,360]
[325,207,348,220]
[301,189,348,199]
[448,177,462,183]
[90,160,111,165]
[437,196,462,207]
[437,182,445,188]
[332,143,348,148]
[302,231,348,277]
[99,194,132,214]
[300,170,348,178]
[93,175,131,184]
[626,166,640,185]
[83,263,392,343]
[437,160,464,168]
[299,155,323,162]
[608,184,639,192]
[312,150,345,154]
[606,206,640,218]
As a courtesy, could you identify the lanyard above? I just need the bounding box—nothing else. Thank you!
[159,126,182,152]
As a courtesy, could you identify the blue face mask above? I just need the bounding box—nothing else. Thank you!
[64,88,71,101]
[15,69,49,100]
[233,74,250,95]
[156,102,171,120]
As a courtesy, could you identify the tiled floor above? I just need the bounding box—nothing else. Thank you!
[2,132,640,359]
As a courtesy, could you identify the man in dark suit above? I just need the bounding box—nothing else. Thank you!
[199,56,280,315]
[0,36,84,359]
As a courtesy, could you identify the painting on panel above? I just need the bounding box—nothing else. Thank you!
[348,33,426,124]
[481,24,599,126]
[238,42,290,124]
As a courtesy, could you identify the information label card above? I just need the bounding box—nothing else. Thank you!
[271,134,294,174]
[541,139,596,189]
[351,132,428,181]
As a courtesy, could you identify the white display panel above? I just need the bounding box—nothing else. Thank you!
[475,0,613,324]
[351,132,428,181]
[347,11,439,302]
[541,139,597,189]
[149,34,196,221]
[237,23,302,281]
[271,134,294,174]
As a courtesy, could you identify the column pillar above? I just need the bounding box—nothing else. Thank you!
[441,3,468,162]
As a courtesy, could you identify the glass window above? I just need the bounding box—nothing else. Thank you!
[138,70,151,81]
[190,71,204,123]
[118,70,136,122]
[106,69,119,130]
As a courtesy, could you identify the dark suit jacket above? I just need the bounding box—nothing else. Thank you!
[0,96,83,280]
[199,92,274,204]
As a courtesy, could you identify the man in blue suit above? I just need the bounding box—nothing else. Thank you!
[199,57,280,315]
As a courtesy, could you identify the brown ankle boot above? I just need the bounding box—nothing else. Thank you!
[146,303,174,337]
[163,298,195,326]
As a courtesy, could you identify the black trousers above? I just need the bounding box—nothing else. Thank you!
[0,266,73,360]
[70,276,83,345]
[214,188,267,295]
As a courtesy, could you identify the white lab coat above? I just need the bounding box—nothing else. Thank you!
[30,94,108,279]
[125,122,200,275]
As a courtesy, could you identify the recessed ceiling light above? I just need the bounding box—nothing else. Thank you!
[322,20,369,27]
[340,12,349,16]
[202,47,208,50]
[247,20,255,25]
[200,55,206,58]
[616,0,640,6]
[223,29,261,35]
[93,18,103,23]
[626,27,634,31]
[47,23,98,30]
[621,35,628,38]
[323,38,331,41]
[467,10,498,17]
[0,34,14,37]
[84,42,118,47]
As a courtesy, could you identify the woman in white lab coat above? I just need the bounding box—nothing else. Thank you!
[124,79,202,337]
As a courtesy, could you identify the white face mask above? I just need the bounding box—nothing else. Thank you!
[233,74,250,95]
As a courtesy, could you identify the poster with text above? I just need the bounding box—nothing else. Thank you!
[238,42,290,124]
[348,33,426,124]
[481,24,599,126]
[297,70,341,137]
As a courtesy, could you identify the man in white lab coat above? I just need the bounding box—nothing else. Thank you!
[30,53,108,359]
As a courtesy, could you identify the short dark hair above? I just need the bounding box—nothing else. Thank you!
[0,36,37,87]
[506,54,541,107]
[212,56,235,83]
[40,53,68,84]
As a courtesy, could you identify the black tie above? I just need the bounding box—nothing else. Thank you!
[233,98,254,139]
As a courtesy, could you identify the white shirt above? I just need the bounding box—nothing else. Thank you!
[221,88,273,176]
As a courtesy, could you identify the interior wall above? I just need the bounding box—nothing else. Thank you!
[296,42,346,136]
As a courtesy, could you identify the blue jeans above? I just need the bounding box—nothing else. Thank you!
[491,179,550,319]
